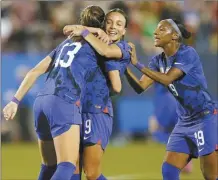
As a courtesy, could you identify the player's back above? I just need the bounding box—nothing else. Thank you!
[38,38,99,104]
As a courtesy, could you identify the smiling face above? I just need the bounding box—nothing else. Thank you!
[105,12,126,42]
[153,20,178,48]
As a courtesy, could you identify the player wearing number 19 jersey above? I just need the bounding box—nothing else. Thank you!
[125,19,217,180]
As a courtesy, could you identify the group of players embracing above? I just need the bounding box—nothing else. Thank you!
[3,5,218,180]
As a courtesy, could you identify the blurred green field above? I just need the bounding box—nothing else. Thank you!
[2,141,203,180]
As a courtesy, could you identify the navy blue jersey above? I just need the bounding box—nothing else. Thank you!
[38,38,99,104]
[81,40,130,115]
[81,65,112,115]
[149,44,215,123]
[104,40,131,76]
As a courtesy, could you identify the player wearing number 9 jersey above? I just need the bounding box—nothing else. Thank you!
[2,5,107,180]
[125,19,217,180]
[65,8,131,180]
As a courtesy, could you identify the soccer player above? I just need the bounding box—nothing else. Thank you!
[64,9,130,180]
[125,19,217,180]
[3,5,109,180]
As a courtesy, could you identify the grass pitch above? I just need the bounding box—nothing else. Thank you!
[2,141,203,180]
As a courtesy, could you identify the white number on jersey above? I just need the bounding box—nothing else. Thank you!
[55,42,82,68]
[85,119,92,135]
[194,130,205,146]
[168,84,179,96]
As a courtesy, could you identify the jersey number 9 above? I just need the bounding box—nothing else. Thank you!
[194,130,205,146]
[168,84,179,96]
[55,42,82,68]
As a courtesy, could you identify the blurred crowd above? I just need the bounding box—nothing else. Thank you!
[2,1,217,55]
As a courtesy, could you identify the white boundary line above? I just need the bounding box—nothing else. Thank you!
[107,173,201,180]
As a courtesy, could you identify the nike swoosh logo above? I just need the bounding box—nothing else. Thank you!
[84,136,91,140]
[199,148,204,152]
[174,62,183,65]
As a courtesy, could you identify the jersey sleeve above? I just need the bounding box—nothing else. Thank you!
[172,47,197,74]
[105,60,121,72]
[148,56,158,71]
[116,41,131,60]
[48,49,56,60]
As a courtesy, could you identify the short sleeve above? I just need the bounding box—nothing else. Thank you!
[116,41,131,60]
[105,60,121,72]
[172,47,197,74]
[48,49,56,60]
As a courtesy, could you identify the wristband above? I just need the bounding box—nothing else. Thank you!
[135,62,145,71]
[81,29,90,38]
[12,97,20,105]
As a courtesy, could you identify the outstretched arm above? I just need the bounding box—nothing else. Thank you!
[3,56,52,120]
[125,68,154,94]
[14,56,52,101]
[139,67,183,86]
[63,25,123,59]
[127,42,183,86]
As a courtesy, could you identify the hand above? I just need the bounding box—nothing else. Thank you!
[3,102,18,121]
[63,25,85,37]
[128,42,138,66]
[96,29,110,44]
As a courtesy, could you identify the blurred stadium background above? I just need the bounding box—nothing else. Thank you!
[1,1,217,180]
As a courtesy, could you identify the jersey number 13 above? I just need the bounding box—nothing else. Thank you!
[55,42,82,68]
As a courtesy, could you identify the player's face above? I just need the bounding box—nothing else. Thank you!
[105,12,126,42]
[153,20,174,47]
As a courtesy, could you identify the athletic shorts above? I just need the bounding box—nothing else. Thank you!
[167,112,217,158]
[81,112,113,150]
[34,95,81,140]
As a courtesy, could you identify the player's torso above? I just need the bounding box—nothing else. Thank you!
[156,51,214,122]
[81,64,112,115]
[38,39,98,104]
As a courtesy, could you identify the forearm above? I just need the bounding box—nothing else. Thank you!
[140,67,171,86]
[84,33,107,56]
[126,73,144,94]
[83,32,122,59]
[84,27,100,34]
[125,69,152,94]
[14,70,41,101]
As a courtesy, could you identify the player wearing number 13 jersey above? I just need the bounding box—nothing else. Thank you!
[2,5,107,180]
[125,19,217,180]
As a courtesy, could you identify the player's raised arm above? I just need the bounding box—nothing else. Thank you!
[125,68,154,94]
[3,56,52,120]
[128,42,183,86]
[64,25,110,44]
[125,42,154,93]
[64,25,122,59]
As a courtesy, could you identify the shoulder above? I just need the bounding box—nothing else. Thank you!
[150,53,163,63]
[178,45,198,58]
[116,40,130,50]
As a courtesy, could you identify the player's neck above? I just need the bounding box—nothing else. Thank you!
[163,42,181,59]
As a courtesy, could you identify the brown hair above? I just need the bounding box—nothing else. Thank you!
[80,5,105,28]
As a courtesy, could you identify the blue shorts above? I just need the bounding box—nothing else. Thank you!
[81,113,113,150]
[34,95,82,140]
[167,113,217,158]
